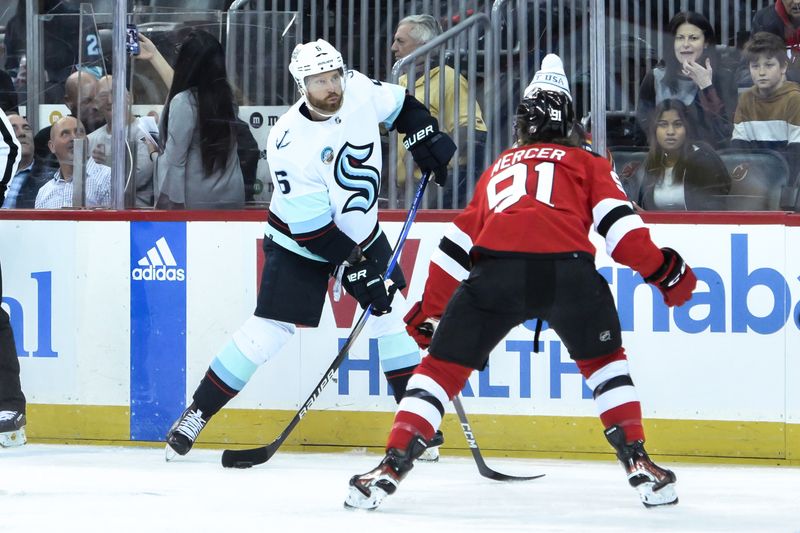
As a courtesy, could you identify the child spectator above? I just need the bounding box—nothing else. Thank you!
[636,11,737,149]
[752,0,800,82]
[731,31,800,182]
[631,99,730,210]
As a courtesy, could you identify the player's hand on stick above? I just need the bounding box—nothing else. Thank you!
[403,300,438,349]
[403,124,456,187]
[644,247,697,307]
[342,258,394,316]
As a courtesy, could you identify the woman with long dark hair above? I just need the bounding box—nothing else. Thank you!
[152,29,244,209]
[636,11,737,148]
[631,98,730,210]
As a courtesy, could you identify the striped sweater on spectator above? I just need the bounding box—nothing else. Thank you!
[731,80,800,179]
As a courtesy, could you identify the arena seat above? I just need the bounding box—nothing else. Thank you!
[717,148,794,211]
[609,146,648,202]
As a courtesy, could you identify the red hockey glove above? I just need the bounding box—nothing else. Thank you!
[403,300,438,349]
[644,247,697,307]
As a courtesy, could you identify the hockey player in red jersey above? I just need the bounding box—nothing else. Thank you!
[344,54,697,510]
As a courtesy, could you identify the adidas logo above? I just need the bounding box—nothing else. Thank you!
[132,237,185,282]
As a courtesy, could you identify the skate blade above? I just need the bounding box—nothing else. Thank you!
[343,485,389,511]
[165,444,179,462]
[417,446,440,463]
[639,482,678,508]
[0,427,26,448]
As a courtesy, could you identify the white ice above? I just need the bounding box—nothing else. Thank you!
[2,444,798,533]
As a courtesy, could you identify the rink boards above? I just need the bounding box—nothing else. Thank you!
[1,211,799,462]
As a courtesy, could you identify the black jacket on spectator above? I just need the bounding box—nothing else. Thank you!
[637,63,738,149]
[630,141,731,211]
[752,3,800,83]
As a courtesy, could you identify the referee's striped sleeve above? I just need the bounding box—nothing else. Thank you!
[0,109,21,199]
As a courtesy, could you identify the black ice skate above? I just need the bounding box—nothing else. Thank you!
[0,411,26,448]
[344,435,428,510]
[165,403,208,461]
[417,430,444,462]
[604,425,678,508]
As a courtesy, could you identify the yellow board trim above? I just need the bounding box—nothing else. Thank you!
[23,405,800,465]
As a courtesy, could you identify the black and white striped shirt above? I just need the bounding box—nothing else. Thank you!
[0,109,21,203]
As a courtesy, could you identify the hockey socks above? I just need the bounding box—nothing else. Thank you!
[193,368,239,418]
[385,365,416,402]
[576,348,644,443]
[387,355,471,451]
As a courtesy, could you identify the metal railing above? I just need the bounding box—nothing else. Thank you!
[389,13,491,209]
[12,0,784,210]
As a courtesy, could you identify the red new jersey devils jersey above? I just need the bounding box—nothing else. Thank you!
[459,143,628,257]
[419,142,665,318]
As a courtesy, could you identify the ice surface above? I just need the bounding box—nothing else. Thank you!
[1,444,798,533]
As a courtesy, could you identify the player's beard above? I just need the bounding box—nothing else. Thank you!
[307,90,343,114]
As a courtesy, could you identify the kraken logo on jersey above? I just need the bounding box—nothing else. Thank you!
[335,142,380,213]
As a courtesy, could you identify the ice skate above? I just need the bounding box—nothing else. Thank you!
[344,435,428,510]
[165,403,208,461]
[0,411,26,448]
[605,425,678,508]
[417,430,443,462]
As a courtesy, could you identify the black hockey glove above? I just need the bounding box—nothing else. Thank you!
[643,247,697,307]
[341,258,394,316]
[403,124,457,187]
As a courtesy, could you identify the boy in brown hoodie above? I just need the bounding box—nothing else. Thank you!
[732,31,800,179]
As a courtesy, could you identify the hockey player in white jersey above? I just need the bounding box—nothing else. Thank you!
[165,39,456,460]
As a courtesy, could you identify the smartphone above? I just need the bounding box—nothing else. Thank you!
[126,24,140,56]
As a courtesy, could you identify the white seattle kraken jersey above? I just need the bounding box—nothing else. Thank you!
[265,70,406,261]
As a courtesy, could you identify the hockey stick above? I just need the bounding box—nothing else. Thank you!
[221,171,433,469]
[453,395,545,481]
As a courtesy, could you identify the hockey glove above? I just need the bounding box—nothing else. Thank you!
[644,247,697,307]
[403,300,438,349]
[403,123,457,187]
[342,258,394,316]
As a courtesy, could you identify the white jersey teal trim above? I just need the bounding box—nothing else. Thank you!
[266,70,406,260]
[282,192,335,234]
[381,83,407,129]
[264,223,327,262]
[377,331,421,372]
[210,341,259,391]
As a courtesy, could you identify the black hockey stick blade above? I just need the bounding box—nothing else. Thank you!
[221,173,433,469]
[452,395,545,482]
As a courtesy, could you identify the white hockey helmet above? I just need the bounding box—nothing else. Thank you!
[289,39,346,99]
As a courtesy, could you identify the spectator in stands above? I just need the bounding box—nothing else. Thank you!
[631,98,730,211]
[752,0,800,82]
[137,33,259,204]
[150,30,244,209]
[88,75,155,208]
[636,11,737,149]
[731,32,800,182]
[35,116,110,208]
[391,14,487,207]
[2,113,48,209]
[33,70,103,182]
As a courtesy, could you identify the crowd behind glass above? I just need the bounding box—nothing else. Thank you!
[1,0,799,212]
